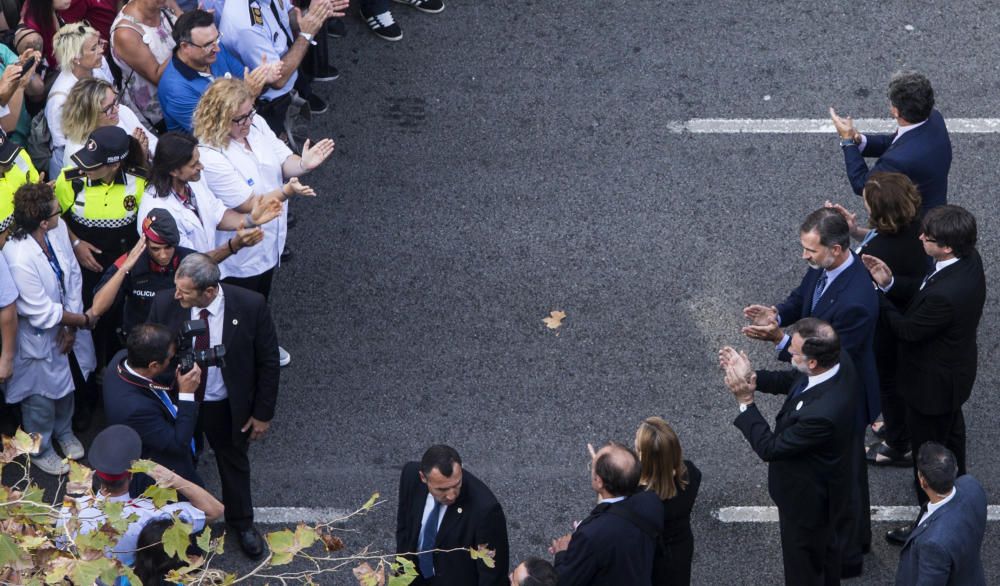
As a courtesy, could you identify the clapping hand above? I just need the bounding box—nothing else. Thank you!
[741,305,782,343]
[829,107,859,141]
[283,177,316,197]
[235,223,265,249]
[548,533,572,555]
[719,346,756,404]
[299,138,335,171]
[861,254,892,288]
[250,195,283,225]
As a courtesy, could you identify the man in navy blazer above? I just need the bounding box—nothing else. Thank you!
[103,323,203,496]
[831,71,951,214]
[895,442,986,586]
[742,208,878,576]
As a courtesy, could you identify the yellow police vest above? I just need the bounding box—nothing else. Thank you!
[0,151,40,232]
[54,167,146,229]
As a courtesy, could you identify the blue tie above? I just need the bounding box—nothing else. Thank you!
[789,377,808,399]
[810,271,828,313]
[418,500,442,578]
[153,389,196,455]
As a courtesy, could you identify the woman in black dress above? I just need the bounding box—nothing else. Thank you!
[634,416,701,586]
[827,172,926,466]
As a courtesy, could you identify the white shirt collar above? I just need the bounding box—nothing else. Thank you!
[921,486,957,525]
[599,496,626,504]
[893,118,928,143]
[199,286,224,316]
[933,257,960,274]
[122,361,153,382]
[804,363,840,393]
[822,252,854,284]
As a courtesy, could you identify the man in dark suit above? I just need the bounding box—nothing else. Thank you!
[721,318,857,586]
[830,71,951,214]
[395,444,510,585]
[148,253,280,559]
[895,442,986,586]
[550,442,663,586]
[103,323,203,496]
[742,208,878,574]
[862,204,986,544]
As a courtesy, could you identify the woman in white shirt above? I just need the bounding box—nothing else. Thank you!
[45,23,114,178]
[62,78,158,168]
[2,182,96,476]
[139,131,283,269]
[192,78,333,366]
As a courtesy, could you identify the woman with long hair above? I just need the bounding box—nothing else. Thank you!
[193,77,333,366]
[635,417,701,586]
[2,182,95,476]
[110,0,178,132]
[18,0,72,69]
[62,77,157,164]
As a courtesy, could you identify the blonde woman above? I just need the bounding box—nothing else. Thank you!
[193,78,333,366]
[45,23,114,178]
[62,78,157,165]
[635,417,701,586]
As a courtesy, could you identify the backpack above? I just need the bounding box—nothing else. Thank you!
[25,109,51,175]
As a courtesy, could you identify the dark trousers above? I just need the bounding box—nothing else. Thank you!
[906,407,966,505]
[838,431,870,571]
[360,0,389,13]
[199,399,253,529]
[875,330,908,452]
[223,267,275,302]
[777,511,840,586]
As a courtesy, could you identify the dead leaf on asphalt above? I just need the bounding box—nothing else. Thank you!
[543,310,566,330]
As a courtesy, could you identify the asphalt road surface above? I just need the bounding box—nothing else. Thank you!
[15,1,1000,584]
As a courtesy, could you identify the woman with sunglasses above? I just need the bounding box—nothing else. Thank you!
[2,182,96,476]
[62,77,158,165]
[46,22,113,178]
[193,77,333,366]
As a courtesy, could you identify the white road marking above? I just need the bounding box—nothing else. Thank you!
[715,505,1000,523]
[254,507,354,524]
[667,118,1000,134]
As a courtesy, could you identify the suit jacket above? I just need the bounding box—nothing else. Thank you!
[554,490,664,586]
[880,250,986,415]
[776,252,880,424]
[147,284,280,443]
[895,474,987,586]
[734,354,857,529]
[843,109,952,213]
[102,349,201,495]
[395,462,509,586]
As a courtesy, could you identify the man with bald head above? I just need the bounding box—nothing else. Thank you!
[550,442,664,585]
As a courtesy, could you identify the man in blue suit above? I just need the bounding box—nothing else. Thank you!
[895,442,986,586]
[830,71,952,214]
[742,208,879,577]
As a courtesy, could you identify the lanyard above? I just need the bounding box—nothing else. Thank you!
[268,0,294,47]
[41,233,66,303]
[854,229,878,254]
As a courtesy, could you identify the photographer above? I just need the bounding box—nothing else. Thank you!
[148,253,279,560]
[103,322,203,496]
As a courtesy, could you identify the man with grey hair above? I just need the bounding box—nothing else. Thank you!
[895,442,986,585]
[830,71,952,214]
[148,253,280,560]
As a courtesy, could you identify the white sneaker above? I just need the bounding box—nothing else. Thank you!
[32,452,70,476]
[279,346,291,367]
[58,435,85,460]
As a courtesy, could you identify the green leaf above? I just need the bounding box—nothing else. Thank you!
[98,558,127,586]
[17,534,47,550]
[12,427,40,455]
[162,519,193,560]
[221,573,237,586]
[469,544,496,569]
[294,523,317,549]
[0,534,22,566]
[66,460,94,495]
[128,458,159,475]
[265,529,296,566]
[388,573,417,586]
[69,558,105,586]
[196,526,212,554]
[141,484,178,508]
[361,492,380,512]
[75,530,114,555]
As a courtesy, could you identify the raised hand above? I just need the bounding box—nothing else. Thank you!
[283,177,316,197]
[743,304,777,326]
[299,138,335,171]
[119,236,147,272]
[861,254,892,287]
[719,346,753,381]
[250,195,283,225]
[829,107,859,141]
[824,200,858,234]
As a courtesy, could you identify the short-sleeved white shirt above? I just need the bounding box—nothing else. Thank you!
[198,115,292,278]
[45,63,115,148]
[138,178,228,258]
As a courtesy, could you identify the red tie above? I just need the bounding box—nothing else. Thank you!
[195,308,209,400]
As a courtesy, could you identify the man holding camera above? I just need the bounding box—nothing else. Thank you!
[148,253,280,560]
[103,323,204,497]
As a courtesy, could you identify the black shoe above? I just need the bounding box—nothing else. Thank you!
[281,245,293,262]
[393,0,444,13]
[885,525,912,546]
[307,94,328,114]
[328,18,346,38]
[312,65,339,82]
[237,526,265,559]
[360,8,402,41]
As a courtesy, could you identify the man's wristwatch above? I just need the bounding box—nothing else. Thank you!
[840,137,857,147]
[299,31,316,45]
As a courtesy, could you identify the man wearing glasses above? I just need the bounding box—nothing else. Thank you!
[158,9,280,133]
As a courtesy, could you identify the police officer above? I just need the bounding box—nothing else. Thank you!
[92,209,197,339]
[53,125,149,430]
[0,129,40,243]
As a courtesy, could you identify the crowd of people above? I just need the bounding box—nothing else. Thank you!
[0,1,988,581]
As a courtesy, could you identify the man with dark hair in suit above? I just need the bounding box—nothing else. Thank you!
[721,318,857,586]
[862,204,986,545]
[895,442,986,585]
[510,557,558,586]
[396,444,510,585]
[103,322,203,496]
[550,442,663,586]
[147,253,280,560]
[741,207,878,575]
[830,71,952,214]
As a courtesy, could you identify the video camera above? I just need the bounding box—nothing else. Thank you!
[176,319,226,373]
